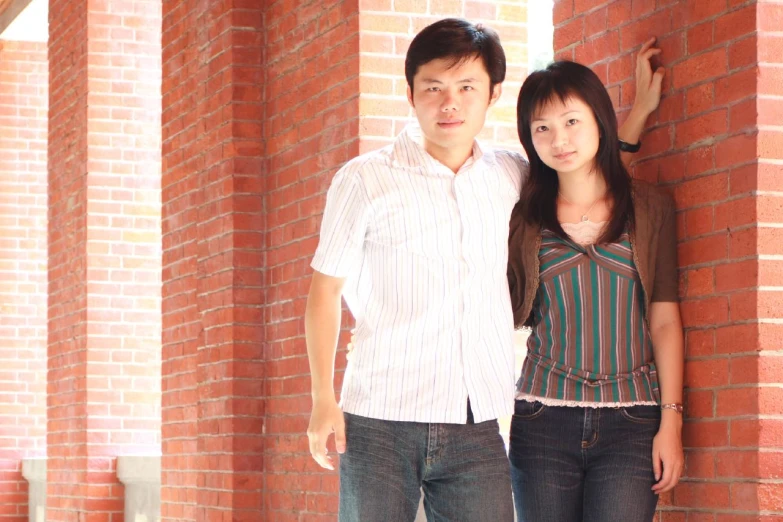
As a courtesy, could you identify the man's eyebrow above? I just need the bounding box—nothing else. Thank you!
[419,78,479,84]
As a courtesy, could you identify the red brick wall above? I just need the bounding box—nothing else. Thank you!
[0,40,47,522]
[160,0,265,520]
[746,0,783,516]
[47,0,92,514]
[554,0,783,518]
[157,0,780,518]
[47,0,162,519]
[262,1,359,519]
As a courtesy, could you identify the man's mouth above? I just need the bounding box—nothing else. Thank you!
[437,120,464,128]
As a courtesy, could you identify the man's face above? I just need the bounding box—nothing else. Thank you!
[407,56,501,160]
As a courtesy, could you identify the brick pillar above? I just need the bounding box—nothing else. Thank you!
[0,40,47,522]
[262,2,359,519]
[47,0,162,519]
[262,2,528,519]
[728,0,783,516]
[160,1,265,521]
[554,0,783,518]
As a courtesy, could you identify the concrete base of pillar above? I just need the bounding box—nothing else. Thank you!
[116,456,161,522]
[21,458,46,522]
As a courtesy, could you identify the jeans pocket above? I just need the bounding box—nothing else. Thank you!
[513,400,546,420]
[621,405,661,423]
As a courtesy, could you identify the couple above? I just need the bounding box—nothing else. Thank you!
[305,18,684,522]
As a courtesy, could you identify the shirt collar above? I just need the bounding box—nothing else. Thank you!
[391,124,496,171]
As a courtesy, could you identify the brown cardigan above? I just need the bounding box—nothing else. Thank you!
[507,180,679,328]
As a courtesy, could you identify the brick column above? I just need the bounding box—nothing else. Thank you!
[554,0,783,518]
[47,0,161,520]
[262,2,359,519]
[0,40,47,522]
[160,1,265,521]
[262,2,528,519]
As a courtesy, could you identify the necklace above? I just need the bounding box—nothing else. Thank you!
[558,191,603,222]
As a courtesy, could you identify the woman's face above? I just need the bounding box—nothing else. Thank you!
[529,96,601,179]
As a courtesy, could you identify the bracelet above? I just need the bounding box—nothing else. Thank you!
[619,139,642,153]
[660,403,683,414]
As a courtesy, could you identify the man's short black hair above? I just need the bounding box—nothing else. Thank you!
[405,18,506,92]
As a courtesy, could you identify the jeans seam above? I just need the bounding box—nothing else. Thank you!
[513,402,547,420]
[620,408,661,424]
[582,409,600,449]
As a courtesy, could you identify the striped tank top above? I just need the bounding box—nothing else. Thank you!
[516,227,660,406]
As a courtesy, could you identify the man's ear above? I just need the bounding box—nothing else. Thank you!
[489,83,502,107]
[407,84,414,108]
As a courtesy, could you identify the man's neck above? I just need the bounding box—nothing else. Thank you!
[423,141,474,174]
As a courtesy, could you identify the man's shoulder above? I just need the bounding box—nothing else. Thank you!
[483,147,529,189]
[340,144,395,172]
[330,144,396,189]
[487,146,526,163]
[487,147,529,172]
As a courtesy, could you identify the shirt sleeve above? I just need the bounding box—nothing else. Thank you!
[651,194,679,302]
[311,162,371,278]
[494,150,529,196]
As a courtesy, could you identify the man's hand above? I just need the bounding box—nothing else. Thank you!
[307,396,346,470]
[632,37,665,116]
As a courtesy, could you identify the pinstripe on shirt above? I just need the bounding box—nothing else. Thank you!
[311,125,528,423]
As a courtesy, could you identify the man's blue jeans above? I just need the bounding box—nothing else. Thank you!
[338,411,514,522]
[509,400,660,522]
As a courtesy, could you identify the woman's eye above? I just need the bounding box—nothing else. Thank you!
[567,119,578,125]
[535,126,548,133]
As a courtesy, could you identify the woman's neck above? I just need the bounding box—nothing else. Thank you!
[557,170,607,206]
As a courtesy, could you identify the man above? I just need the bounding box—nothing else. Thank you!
[306,18,663,522]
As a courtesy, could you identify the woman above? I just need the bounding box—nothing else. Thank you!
[507,46,684,521]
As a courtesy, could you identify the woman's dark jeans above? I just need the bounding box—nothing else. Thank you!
[509,400,660,522]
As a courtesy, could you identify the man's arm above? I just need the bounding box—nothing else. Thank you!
[305,270,347,470]
[619,37,665,164]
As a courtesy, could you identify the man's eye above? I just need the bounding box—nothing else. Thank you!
[462,85,474,91]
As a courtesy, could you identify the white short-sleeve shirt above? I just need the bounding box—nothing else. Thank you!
[311,125,528,423]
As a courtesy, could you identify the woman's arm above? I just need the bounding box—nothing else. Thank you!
[649,301,685,494]
[618,37,665,164]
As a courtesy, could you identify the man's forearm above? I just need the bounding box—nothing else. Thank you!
[305,286,343,401]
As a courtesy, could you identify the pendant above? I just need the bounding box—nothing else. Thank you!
[581,215,589,222]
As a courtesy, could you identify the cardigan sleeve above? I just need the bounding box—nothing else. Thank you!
[651,194,680,302]
[507,201,528,326]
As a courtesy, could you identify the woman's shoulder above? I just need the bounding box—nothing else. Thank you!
[631,179,675,213]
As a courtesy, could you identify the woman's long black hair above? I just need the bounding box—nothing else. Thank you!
[516,61,634,243]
